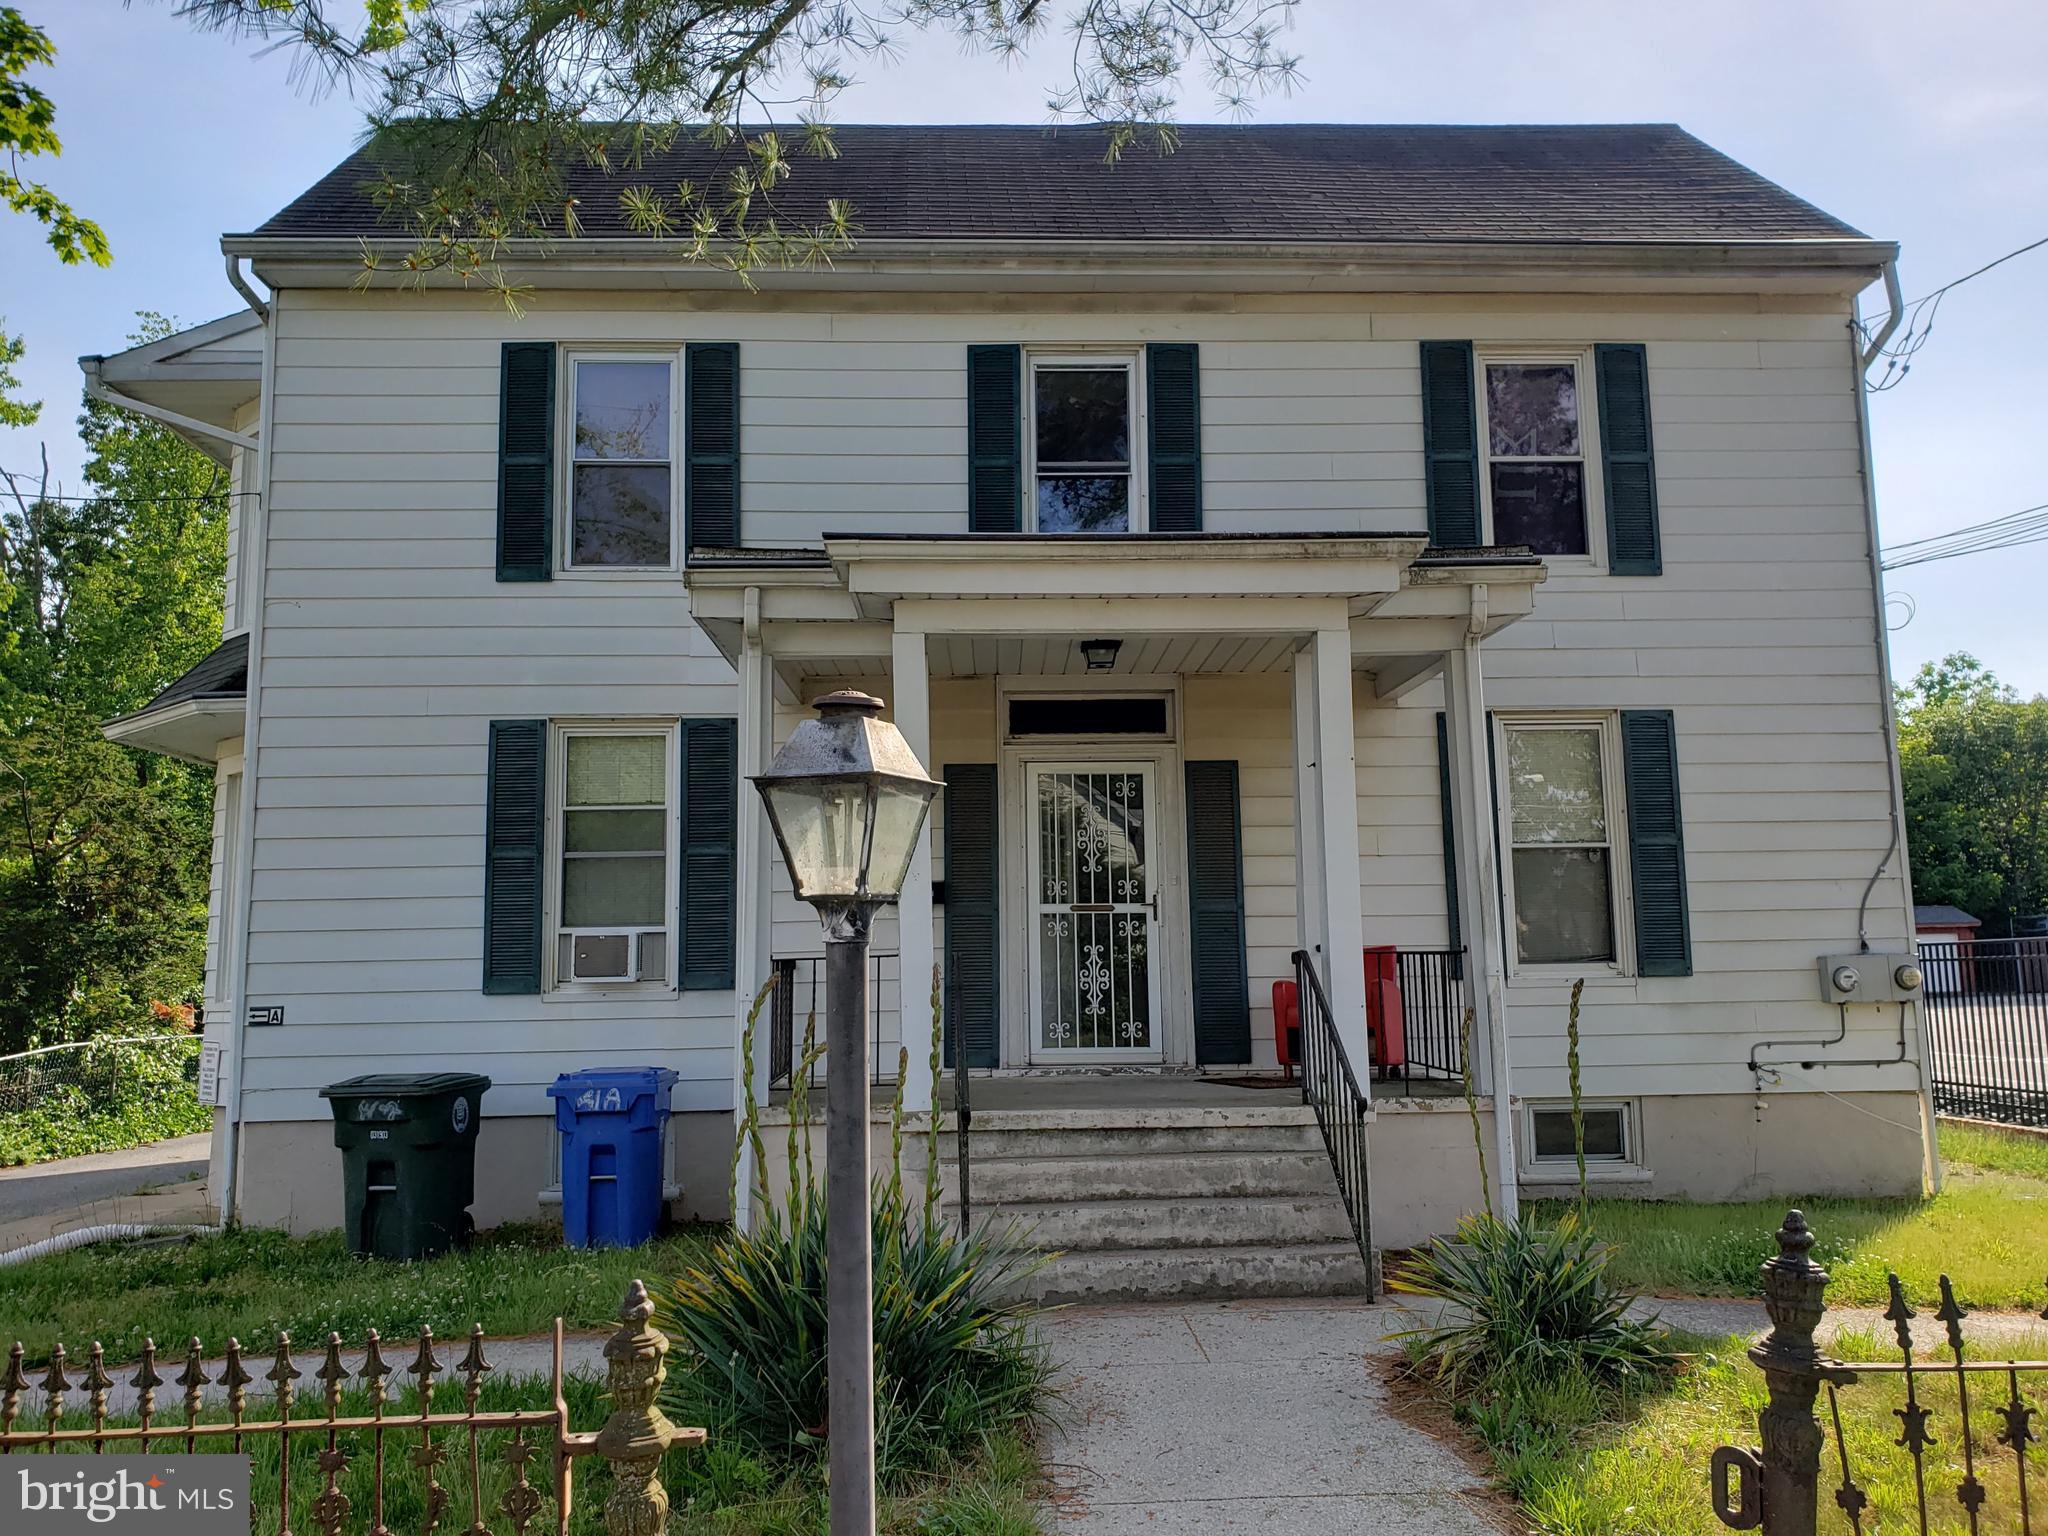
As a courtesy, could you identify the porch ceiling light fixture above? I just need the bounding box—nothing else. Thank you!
[1079,637,1123,671]
[749,686,941,1536]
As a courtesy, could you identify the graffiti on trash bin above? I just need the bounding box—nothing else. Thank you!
[574,1087,626,1112]
[353,1098,405,1122]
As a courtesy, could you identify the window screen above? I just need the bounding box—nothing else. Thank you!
[1531,1106,1628,1163]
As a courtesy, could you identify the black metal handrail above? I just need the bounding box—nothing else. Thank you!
[1293,948,1376,1299]
[1919,936,2048,1126]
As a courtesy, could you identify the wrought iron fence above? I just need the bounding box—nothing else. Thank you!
[0,1281,703,1536]
[0,1033,202,1117]
[1391,948,1467,1082]
[1919,937,2048,1126]
[1712,1209,2048,1535]
[1292,949,1375,1300]
[769,951,901,1090]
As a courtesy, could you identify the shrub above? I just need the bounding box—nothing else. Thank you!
[661,1175,1049,1486]
[1389,1210,1676,1389]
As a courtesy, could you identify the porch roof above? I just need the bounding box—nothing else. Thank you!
[686,533,1544,691]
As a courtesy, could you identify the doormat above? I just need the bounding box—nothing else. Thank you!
[1199,1075,1301,1091]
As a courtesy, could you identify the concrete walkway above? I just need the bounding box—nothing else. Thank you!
[0,1135,214,1250]
[1034,1299,1504,1534]
[1641,1295,2048,1356]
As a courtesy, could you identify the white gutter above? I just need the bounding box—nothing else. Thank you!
[1849,258,1941,1194]
[81,358,258,454]
[216,297,278,1227]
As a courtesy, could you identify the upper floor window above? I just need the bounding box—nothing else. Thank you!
[555,726,673,985]
[1498,716,1624,970]
[1031,354,1141,533]
[568,354,675,569]
[1481,356,1592,558]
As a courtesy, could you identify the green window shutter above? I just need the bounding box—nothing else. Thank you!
[1596,343,1663,575]
[496,343,555,581]
[678,717,738,991]
[1185,760,1252,1065]
[966,345,1022,533]
[1145,342,1203,532]
[942,764,1000,1067]
[1621,709,1692,977]
[1434,713,1465,974]
[1420,340,1480,548]
[685,342,740,550]
[483,720,546,994]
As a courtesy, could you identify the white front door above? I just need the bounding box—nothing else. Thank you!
[1027,763,1165,1061]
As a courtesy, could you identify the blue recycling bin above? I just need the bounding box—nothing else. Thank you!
[548,1067,678,1248]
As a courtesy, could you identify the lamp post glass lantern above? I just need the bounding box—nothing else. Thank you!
[750,688,940,1536]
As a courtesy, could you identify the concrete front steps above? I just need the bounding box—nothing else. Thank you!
[935,1105,1372,1304]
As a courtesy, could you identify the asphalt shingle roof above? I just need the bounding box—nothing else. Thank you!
[252,123,1867,246]
[129,633,249,717]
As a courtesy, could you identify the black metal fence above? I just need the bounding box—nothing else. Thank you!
[1918,937,2048,1126]
[1391,948,1467,1082]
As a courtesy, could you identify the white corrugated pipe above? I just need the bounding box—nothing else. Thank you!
[0,1223,213,1268]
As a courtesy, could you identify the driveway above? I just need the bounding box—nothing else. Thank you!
[1035,1298,1504,1533]
[0,1135,212,1248]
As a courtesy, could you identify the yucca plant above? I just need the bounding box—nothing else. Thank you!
[1389,1210,1675,1390]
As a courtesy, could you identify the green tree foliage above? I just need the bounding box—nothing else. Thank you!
[179,0,1299,297]
[0,7,110,265]
[0,316,226,1052]
[1898,652,2048,936]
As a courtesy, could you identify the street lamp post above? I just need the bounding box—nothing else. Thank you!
[751,689,941,1536]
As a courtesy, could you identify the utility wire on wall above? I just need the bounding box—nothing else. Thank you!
[1861,234,2048,391]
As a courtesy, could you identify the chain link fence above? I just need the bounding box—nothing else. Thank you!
[0,1034,207,1164]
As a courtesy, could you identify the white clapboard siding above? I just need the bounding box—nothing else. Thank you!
[236,286,1912,1117]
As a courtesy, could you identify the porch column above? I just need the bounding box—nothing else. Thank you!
[1443,630,1519,1218]
[1290,645,1329,965]
[1310,626,1371,1070]
[892,626,936,1112]
[733,588,777,1230]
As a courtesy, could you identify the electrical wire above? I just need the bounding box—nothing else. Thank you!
[1881,500,2048,570]
[1860,233,2048,393]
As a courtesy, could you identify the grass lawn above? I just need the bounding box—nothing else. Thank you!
[1526,1119,2048,1309]
[1415,1322,2048,1536]
[0,1222,718,1366]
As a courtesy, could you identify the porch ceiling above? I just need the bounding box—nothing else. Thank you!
[793,631,1299,683]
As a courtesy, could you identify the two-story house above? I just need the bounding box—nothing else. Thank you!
[94,123,1932,1300]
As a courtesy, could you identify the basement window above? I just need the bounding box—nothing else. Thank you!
[1527,1102,1633,1166]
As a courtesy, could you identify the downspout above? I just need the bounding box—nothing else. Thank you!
[216,294,279,1227]
[1853,259,1943,1193]
[226,254,271,325]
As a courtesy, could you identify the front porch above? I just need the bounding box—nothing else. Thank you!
[699,531,1541,1233]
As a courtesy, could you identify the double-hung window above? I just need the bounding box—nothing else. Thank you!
[1030,354,1140,532]
[556,727,673,985]
[567,354,676,568]
[1499,717,1624,970]
[1480,356,1592,558]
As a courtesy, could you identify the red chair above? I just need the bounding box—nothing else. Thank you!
[1272,979,1300,1076]
[1364,945,1406,1078]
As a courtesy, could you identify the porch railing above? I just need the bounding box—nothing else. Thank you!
[1389,948,1467,1082]
[768,951,901,1090]
[1918,936,2048,1126]
[1292,949,1376,1299]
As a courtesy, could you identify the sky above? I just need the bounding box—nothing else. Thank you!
[4,0,2046,692]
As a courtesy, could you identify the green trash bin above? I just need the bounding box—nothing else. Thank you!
[320,1072,492,1260]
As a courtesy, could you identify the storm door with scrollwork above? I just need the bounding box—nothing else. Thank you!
[1028,765,1163,1059]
